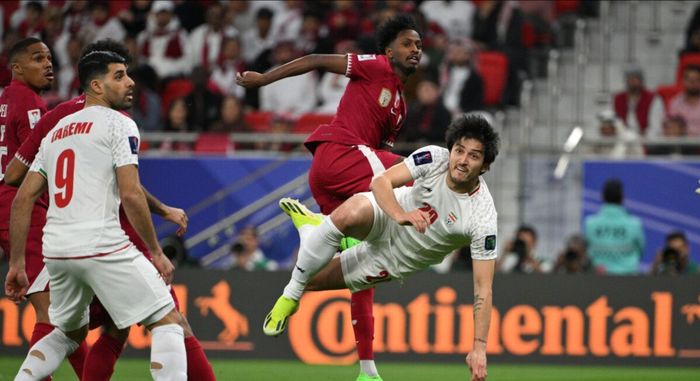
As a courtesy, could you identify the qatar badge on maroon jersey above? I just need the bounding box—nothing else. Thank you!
[378,88,391,108]
[27,109,41,129]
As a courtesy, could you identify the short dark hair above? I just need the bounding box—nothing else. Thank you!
[78,50,127,89]
[81,39,132,65]
[376,14,420,54]
[257,7,273,20]
[602,179,623,204]
[666,230,687,244]
[517,225,538,242]
[445,113,500,165]
[8,37,43,63]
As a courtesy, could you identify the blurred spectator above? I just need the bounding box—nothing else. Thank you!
[589,110,644,158]
[161,97,193,151]
[81,2,127,44]
[118,0,152,37]
[647,115,697,156]
[210,37,246,99]
[56,36,83,101]
[683,5,700,56]
[16,1,44,38]
[256,113,297,152]
[298,10,334,56]
[667,65,700,136]
[553,234,592,274]
[315,40,357,113]
[40,6,68,68]
[400,77,451,149]
[270,0,304,45]
[260,41,318,117]
[188,2,239,70]
[62,0,91,36]
[419,0,475,40]
[130,65,163,132]
[498,225,551,273]
[137,0,191,79]
[440,38,484,116]
[223,226,278,271]
[241,7,276,65]
[0,30,21,87]
[226,0,255,33]
[172,0,205,32]
[185,66,223,131]
[421,23,449,79]
[584,179,645,275]
[210,96,251,133]
[325,0,361,43]
[652,231,698,275]
[613,66,663,136]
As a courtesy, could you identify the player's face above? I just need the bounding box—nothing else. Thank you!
[388,30,422,75]
[16,42,54,91]
[102,63,134,110]
[447,138,487,192]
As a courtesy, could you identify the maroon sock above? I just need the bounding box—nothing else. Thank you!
[351,288,375,360]
[67,341,88,380]
[30,323,55,381]
[82,334,124,381]
[185,336,216,381]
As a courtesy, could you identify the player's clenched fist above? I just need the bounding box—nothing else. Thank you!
[236,71,266,88]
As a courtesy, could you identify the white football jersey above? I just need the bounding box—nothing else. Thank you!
[387,145,498,275]
[31,106,138,258]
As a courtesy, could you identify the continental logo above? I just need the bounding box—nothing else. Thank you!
[287,288,700,364]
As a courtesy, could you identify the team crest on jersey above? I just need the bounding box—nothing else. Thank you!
[27,109,41,129]
[378,88,392,108]
[128,136,139,154]
[412,151,432,166]
[446,211,458,226]
[485,235,497,250]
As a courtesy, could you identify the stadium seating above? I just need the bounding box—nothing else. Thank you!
[476,51,509,106]
[244,111,274,132]
[194,133,234,154]
[656,84,683,110]
[292,113,334,133]
[676,53,700,84]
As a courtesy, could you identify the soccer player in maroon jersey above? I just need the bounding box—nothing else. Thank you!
[238,15,422,381]
[0,37,90,379]
[4,40,216,381]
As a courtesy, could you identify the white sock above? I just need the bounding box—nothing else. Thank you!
[15,329,78,381]
[360,360,379,377]
[150,324,186,381]
[283,218,343,300]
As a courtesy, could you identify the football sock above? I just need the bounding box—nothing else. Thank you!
[67,341,88,380]
[185,336,216,381]
[83,333,125,381]
[15,329,78,381]
[360,360,379,377]
[283,218,343,300]
[352,288,376,362]
[29,322,56,381]
[150,324,187,381]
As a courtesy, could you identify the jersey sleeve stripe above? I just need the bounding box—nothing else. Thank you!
[345,53,353,77]
[14,152,31,167]
[38,168,47,178]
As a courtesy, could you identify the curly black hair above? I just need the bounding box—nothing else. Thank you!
[376,14,420,54]
[80,39,132,65]
[445,113,500,165]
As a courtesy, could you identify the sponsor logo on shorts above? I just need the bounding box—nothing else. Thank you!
[412,151,433,166]
[378,88,392,108]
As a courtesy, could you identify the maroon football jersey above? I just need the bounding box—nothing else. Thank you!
[305,53,406,151]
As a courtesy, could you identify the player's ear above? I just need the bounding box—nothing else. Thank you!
[89,78,104,95]
[385,47,393,60]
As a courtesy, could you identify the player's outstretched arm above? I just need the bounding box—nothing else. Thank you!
[236,54,347,88]
[370,162,432,233]
[142,186,188,236]
[4,157,30,186]
[117,165,174,284]
[467,259,495,381]
[5,172,47,301]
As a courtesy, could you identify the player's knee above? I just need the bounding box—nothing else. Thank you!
[332,196,369,230]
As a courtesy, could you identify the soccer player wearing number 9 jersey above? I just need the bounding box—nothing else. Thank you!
[6,49,185,380]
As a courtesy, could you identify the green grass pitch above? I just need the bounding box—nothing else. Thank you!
[1,357,698,380]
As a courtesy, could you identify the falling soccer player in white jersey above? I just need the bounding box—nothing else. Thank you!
[266,113,499,381]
